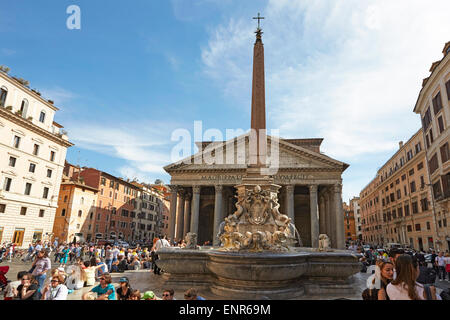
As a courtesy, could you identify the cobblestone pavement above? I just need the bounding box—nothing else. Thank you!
[1,257,449,300]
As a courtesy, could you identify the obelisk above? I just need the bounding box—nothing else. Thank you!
[247,17,269,180]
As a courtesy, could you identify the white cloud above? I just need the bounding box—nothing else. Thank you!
[66,122,175,180]
[200,0,450,200]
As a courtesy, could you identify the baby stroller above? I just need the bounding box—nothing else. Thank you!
[0,266,9,292]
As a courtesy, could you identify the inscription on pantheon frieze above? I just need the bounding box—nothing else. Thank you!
[199,174,314,181]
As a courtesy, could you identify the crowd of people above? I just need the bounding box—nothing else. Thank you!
[359,246,450,300]
[1,236,211,300]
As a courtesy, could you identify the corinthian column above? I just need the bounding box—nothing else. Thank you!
[334,183,345,249]
[213,185,223,246]
[183,193,191,237]
[175,191,185,242]
[285,185,295,224]
[309,185,319,248]
[319,193,326,235]
[190,186,201,235]
[168,186,178,242]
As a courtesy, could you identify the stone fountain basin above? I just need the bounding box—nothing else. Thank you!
[207,250,309,283]
[156,247,360,299]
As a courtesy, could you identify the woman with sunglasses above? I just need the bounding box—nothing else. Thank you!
[41,274,68,300]
[82,273,116,300]
[13,273,40,300]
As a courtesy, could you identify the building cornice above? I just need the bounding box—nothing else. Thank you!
[413,44,450,114]
[0,71,59,111]
[0,107,74,148]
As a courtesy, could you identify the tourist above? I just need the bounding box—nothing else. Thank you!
[41,274,68,300]
[142,290,161,300]
[162,288,175,300]
[436,251,448,281]
[184,288,206,300]
[105,246,114,272]
[82,273,116,300]
[82,261,102,287]
[112,245,120,266]
[128,256,141,270]
[129,289,141,300]
[66,261,84,291]
[386,254,440,300]
[362,261,394,300]
[3,271,28,300]
[22,244,34,262]
[13,274,40,300]
[59,246,70,268]
[116,277,132,300]
[31,249,51,293]
[93,257,108,279]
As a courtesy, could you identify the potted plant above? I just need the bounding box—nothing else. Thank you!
[48,100,54,104]
[6,106,13,111]
[0,65,10,73]
[15,110,23,116]
[27,116,33,121]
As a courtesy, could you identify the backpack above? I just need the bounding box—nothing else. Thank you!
[417,266,436,285]
[440,288,450,300]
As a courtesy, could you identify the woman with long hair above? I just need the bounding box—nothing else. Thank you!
[362,260,394,300]
[386,254,441,300]
[31,249,51,293]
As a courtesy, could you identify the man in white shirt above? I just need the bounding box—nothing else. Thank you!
[435,251,447,281]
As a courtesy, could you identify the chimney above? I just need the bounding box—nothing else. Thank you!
[399,141,403,149]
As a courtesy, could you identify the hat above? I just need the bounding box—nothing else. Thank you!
[141,291,155,300]
[119,277,129,283]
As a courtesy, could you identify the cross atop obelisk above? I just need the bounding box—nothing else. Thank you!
[253,12,265,30]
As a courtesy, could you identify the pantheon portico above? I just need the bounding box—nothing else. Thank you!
[164,136,349,249]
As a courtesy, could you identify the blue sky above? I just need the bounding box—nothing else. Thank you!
[1,0,449,201]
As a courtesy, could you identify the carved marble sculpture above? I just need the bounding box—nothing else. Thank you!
[184,232,199,250]
[219,185,293,252]
[318,234,331,251]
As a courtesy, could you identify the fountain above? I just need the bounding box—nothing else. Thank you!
[156,18,360,300]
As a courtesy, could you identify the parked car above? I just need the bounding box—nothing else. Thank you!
[114,240,129,248]
[96,239,114,246]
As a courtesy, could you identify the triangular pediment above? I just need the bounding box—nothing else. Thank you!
[164,134,348,173]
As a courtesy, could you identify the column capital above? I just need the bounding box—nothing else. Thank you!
[215,185,224,192]
[333,183,342,193]
[169,185,179,193]
[309,184,318,193]
[192,185,201,194]
[285,184,295,193]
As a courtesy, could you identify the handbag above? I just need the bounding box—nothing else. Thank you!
[446,264,450,273]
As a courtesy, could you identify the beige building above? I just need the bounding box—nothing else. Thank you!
[413,41,450,251]
[52,176,98,243]
[131,182,162,242]
[360,129,439,251]
[0,67,73,247]
[360,177,382,246]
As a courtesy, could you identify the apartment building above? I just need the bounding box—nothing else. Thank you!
[413,41,450,251]
[0,67,73,247]
[76,168,139,242]
[52,175,98,243]
[360,130,439,251]
[360,177,382,246]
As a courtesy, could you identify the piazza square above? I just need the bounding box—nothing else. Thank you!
[0,1,449,313]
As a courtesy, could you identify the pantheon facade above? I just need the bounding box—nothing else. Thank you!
[164,135,349,249]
